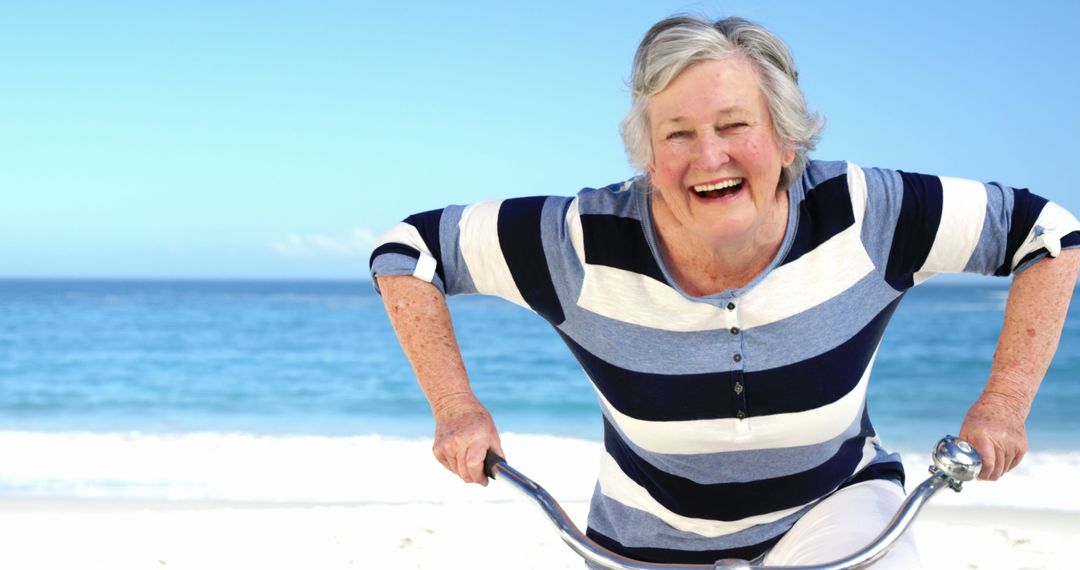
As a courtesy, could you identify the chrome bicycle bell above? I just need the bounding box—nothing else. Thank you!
[931,435,982,491]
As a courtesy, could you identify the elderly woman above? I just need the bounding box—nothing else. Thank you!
[369,16,1080,567]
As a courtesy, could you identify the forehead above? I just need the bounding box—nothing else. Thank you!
[647,57,766,124]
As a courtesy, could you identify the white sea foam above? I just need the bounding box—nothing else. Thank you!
[897,446,1080,511]
[0,431,601,504]
[1,431,1076,512]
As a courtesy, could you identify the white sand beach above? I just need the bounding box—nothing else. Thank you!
[0,433,1076,569]
[0,498,1076,569]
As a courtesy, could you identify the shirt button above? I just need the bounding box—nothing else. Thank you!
[736,410,746,420]
[733,353,742,363]
[727,302,736,311]
[734,382,744,395]
[730,327,740,335]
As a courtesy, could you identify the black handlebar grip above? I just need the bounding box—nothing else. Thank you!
[483,450,506,479]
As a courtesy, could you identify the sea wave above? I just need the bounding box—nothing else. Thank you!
[1,431,1077,512]
[897,445,1080,512]
[0,431,600,504]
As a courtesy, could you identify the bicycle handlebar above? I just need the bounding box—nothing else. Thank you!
[484,435,982,570]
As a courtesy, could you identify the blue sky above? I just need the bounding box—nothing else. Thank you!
[2,1,1078,279]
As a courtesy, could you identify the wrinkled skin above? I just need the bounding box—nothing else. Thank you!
[958,250,1080,481]
[430,393,503,486]
[378,274,503,486]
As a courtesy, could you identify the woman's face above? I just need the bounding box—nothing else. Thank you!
[647,57,795,249]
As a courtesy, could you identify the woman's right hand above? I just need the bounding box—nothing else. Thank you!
[376,275,503,485]
[431,393,504,486]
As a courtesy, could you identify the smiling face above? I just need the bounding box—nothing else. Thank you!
[647,57,795,253]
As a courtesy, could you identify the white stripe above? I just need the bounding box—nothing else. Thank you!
[596,349,876,455]
[847,162,868,227]
[735,163,872,330]
[739,224,874,330]
[373,222,434,257]
[373,222,439,284]
[566,198,585,263]
[913,177,987,286]
[596,438,880,538]
[569,199,733,332]
[458,200,530,310]
[597,453,802,537]
[1010,201,1080,271]
[578,265,736,332]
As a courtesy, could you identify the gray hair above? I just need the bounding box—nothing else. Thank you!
[621,16,824,190]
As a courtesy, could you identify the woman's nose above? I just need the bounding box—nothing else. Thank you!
[692,131,730,171]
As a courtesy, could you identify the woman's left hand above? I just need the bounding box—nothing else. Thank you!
[958,390,1029,481]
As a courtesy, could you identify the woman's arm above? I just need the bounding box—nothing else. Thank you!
[960,249,1080,480]
[378,274,504,486]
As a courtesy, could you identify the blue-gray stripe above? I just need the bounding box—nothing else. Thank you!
[995,188,1049,276]
[963,182,1013,275]
[600,403,867,484]
[557,299,899,422]
[437,205,478,296]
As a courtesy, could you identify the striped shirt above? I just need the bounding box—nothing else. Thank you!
[369,160,1080,563]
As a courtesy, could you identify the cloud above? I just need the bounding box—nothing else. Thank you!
[271,227,377,257]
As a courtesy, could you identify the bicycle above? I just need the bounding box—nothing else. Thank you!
[483,435,982,570]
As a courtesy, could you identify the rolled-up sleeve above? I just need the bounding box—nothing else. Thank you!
[368,196,576,326]
[369,208,454,295]
[995,191,1080,275]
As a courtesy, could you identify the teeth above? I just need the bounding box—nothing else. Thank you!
[692,179,743,193]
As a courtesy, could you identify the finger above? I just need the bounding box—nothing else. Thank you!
[1002,448,1017,478]
[454,444,473,483]
[432,445,453,473]
[465,442,489,486]
[1010,447,1027,473]
[971,436,997,481]
[990,439,1007,481]
[1002,443,1024,477]
[436,441,462,477]
[982,442,1000,481]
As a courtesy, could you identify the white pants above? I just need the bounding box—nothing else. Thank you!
[585,480,922,569]
[762,479,923,568]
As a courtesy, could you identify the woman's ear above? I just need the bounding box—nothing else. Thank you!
[782,144,796,168]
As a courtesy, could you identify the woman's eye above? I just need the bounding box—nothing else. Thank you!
[665,130,690,140]
[720,122,749,132]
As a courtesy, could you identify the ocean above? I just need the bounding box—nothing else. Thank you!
[0,278,1078,507]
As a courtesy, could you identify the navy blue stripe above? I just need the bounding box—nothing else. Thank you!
[403,209,446,284]
[496,197,566,325]
[1016,230,1080,269]
[556,326,737,420]
[368,243,420,270]
[885,172,944,290]
[580,214,667,283]
[586,527,781,565]
[749,297,901,416]
[1013,251,1040,272]
[994,188,1048,276]
[1019,228,1080,269]
[605,416,869,520]
[1065,231,1080,249]
[842,461,905,489]
[557,298,900,422]
[781,175,855,266]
